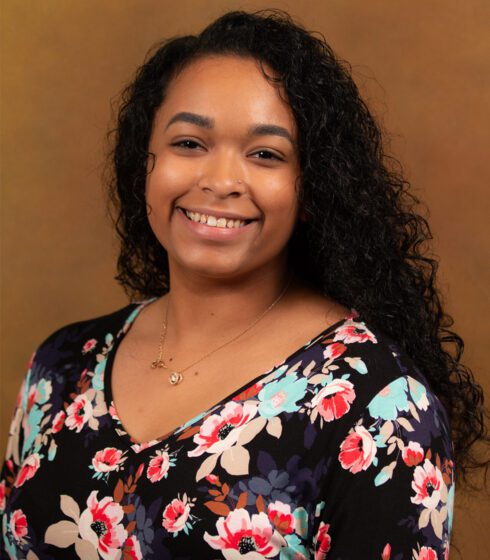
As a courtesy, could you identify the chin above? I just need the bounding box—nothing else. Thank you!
[171,254,251,278]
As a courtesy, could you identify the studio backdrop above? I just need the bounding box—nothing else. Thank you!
[1,1,488,557]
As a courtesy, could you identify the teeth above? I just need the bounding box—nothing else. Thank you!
[184,209,248,228]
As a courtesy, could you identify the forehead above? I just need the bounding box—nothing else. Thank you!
[157,55,297,136]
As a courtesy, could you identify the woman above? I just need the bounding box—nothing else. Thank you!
[1,9,487,559]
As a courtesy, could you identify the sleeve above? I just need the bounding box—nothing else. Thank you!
[0,349,37,517]
[311,374,455,560]
[1,320,92,524]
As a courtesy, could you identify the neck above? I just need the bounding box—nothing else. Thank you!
[149,262,306,352]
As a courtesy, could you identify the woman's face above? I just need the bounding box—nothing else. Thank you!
[145,54,301,281]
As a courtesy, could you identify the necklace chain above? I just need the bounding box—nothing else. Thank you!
[150,272,294,385]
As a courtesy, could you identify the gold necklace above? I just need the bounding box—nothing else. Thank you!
[150,272,294,385]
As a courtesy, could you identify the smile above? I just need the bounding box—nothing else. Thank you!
[176,207,258,240]
[181,208,251,229]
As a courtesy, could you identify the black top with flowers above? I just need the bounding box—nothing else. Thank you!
[1,298,454,560]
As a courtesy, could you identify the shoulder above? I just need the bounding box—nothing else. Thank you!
[309,309,452,434]
[317,310,453,458]
[27,300,149,383]
[325,310,437,404]
[310,313,455,557]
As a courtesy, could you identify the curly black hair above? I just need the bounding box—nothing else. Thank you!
[105,9,488,492]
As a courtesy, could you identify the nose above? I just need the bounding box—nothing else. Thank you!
[197,148,245,196]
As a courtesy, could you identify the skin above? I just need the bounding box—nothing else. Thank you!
[110,54,349,442]
[142,55,315,348]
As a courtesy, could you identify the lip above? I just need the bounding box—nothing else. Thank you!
[177,206,259,222]
[176,207,258,240]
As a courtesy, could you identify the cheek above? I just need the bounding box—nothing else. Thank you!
[146,157,191,207]
[145,174,172,234]
[257,178,300,221]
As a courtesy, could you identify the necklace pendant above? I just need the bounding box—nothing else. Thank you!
[168,371,183,385]
[151,359,166,369]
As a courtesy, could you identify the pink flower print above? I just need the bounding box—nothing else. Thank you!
[0,480,5,513]
[338,425,377,474]
[415,547,437,560]
[14,453,41,488]
[323,342,347,361]
[78,490,127,560]
[27,351,35,370]
[270,391,287,409]
[314,521,331,559]
[411,459,443,510]
[204,508,285,557]
[381,543,391,560]
[188,401,258,457]
[162,496,191,534]
[147,450,171,483]
[206,474,220,485]
[65,393,93,432]
[131,441,152,453]
[233,381,264,402]
[443,540,450,560]
[82,338,98,354]
[311,379,356,422]
[108,401,120,422]
[79,368,89,382]
[9,509,28,541]
[27,385,37,411]
[402,441,424,467]
[51,410,66,434]
[267,501,294,535]
[333,322,377,344]
[123,534,143,559]
[91,448,126,474]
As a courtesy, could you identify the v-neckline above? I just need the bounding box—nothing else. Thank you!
[102,297,357,454]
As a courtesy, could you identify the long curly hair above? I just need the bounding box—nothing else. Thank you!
[105,9,488,490]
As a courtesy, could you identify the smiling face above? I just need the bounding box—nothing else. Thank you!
[145,55,301,282]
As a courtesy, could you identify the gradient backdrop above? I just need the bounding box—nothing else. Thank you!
[1,1,489,557]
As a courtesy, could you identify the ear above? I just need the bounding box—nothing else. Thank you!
[146,152,156,174]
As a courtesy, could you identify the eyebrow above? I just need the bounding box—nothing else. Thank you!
[166,111,294,144]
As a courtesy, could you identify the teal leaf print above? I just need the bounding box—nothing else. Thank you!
[374,460,397,486]
[258,374,308,418]
[344,357,368,374]
[368,377,410,421]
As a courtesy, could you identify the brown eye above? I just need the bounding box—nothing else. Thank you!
[251,150,283,161]
[171,140,203,150]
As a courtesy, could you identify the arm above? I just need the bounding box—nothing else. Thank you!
[311,375,454,560]
[1,352,36,506]
[0,351,38,559]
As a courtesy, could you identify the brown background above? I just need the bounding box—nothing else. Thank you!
[1,0,488,556]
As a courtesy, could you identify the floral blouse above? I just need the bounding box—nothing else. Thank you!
[0,299,455,560]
